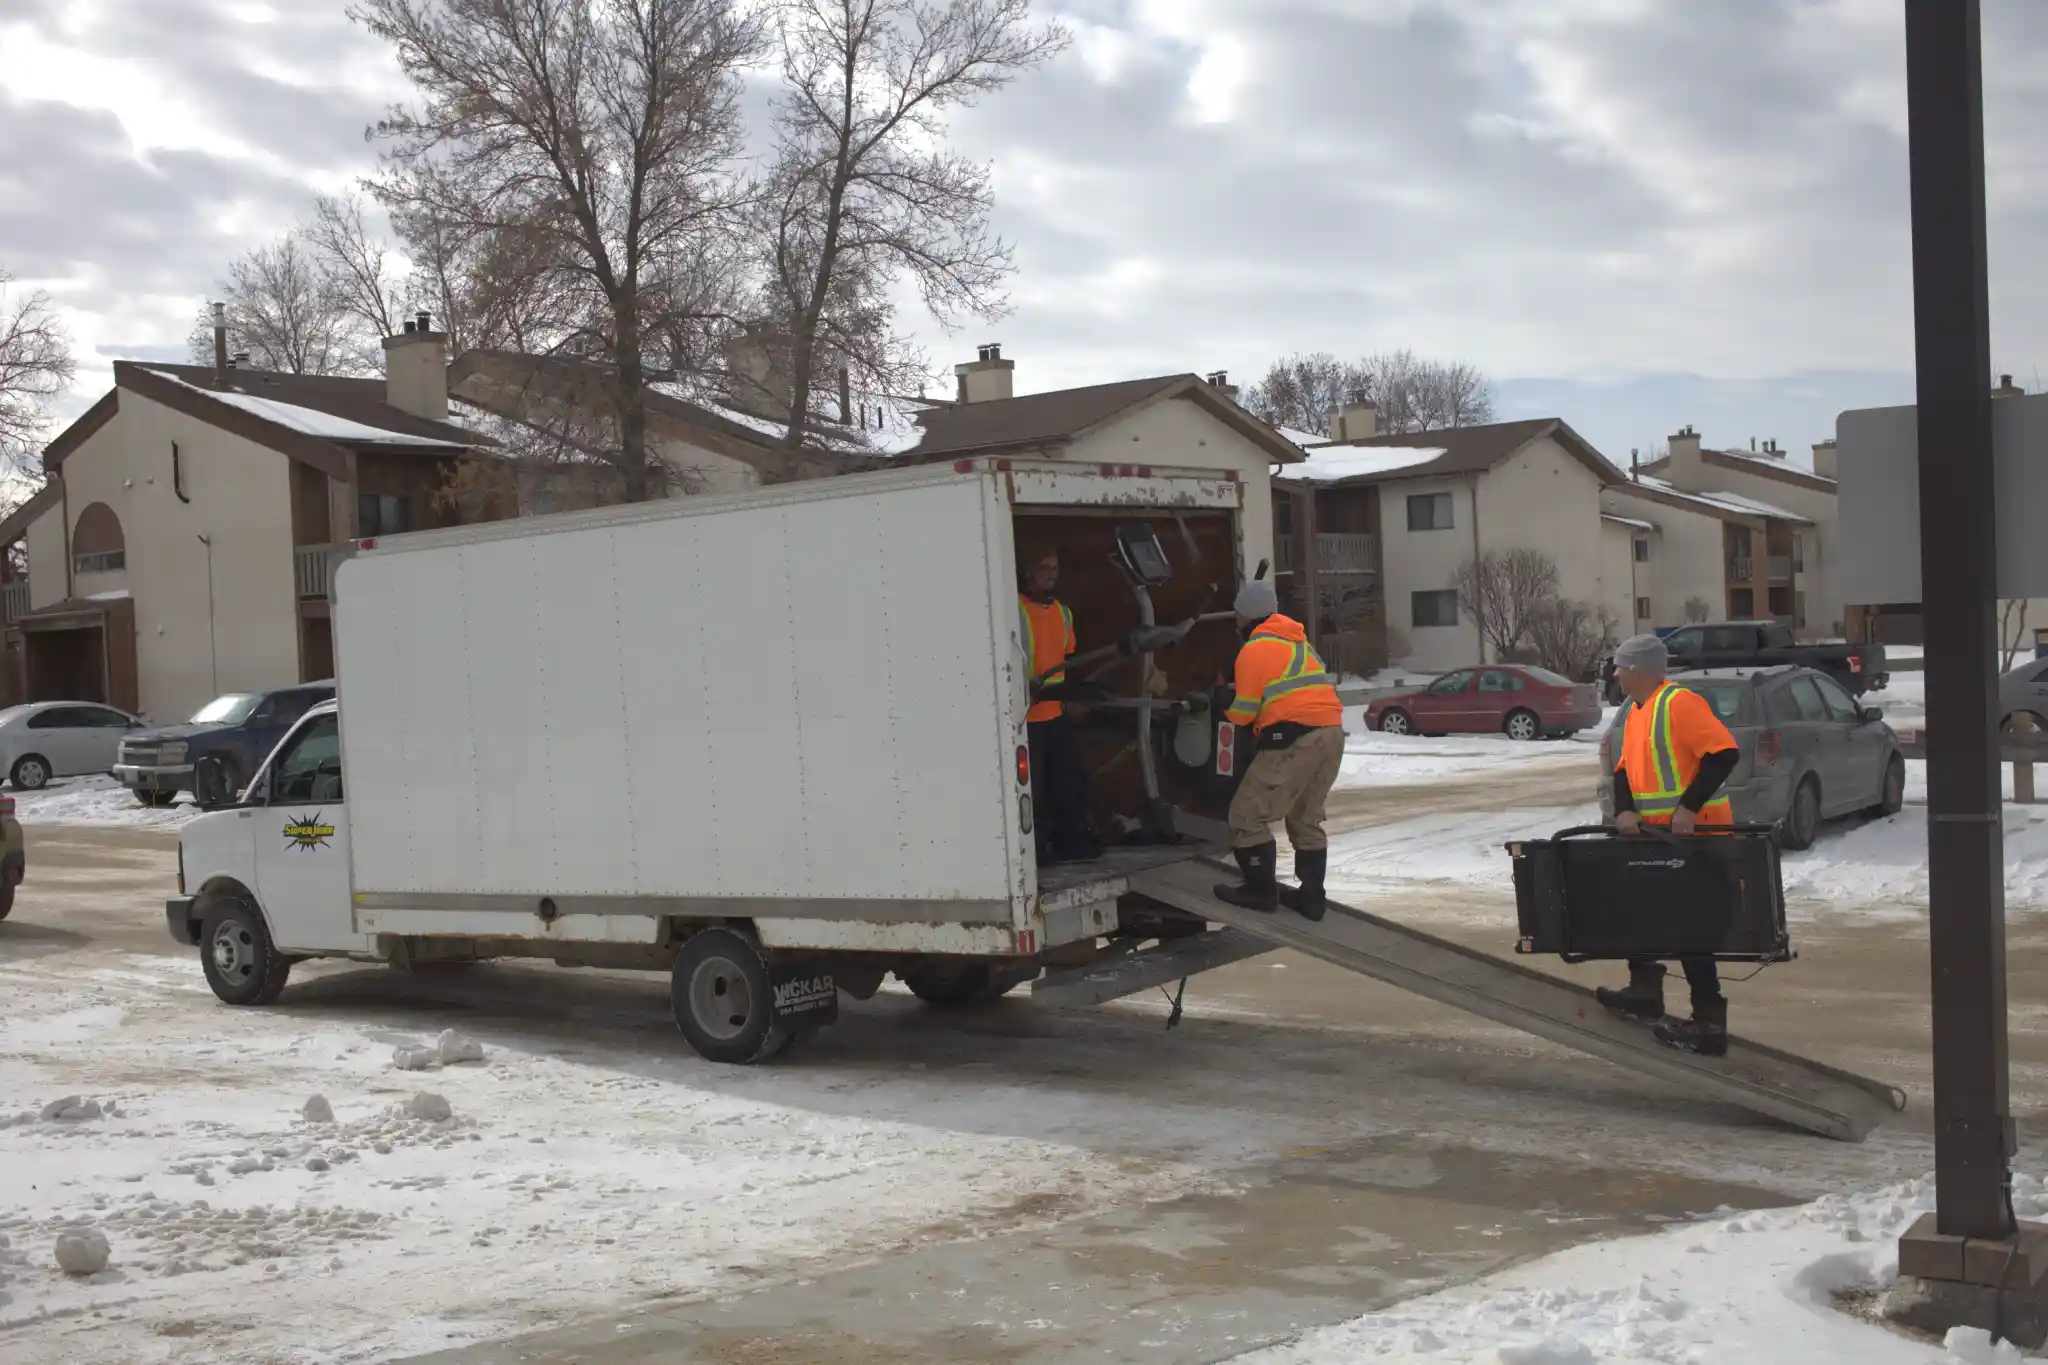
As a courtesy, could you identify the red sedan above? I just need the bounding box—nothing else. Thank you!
[1366,665,1605,740]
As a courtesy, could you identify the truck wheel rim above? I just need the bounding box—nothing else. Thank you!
[212,921,256,981]
[688,957,753,1041]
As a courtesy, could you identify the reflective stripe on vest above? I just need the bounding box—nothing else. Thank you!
[1631,682,1733,818]
[1021,599,1074,685]
[1262,639,1335,703]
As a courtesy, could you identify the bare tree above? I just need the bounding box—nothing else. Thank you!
[1528,598,1620,681]
[2001,598,2032,673]
[756,0,1069,450]
[1451,548,1560,662]
[186,234,361,375]
[306,194,405,357]
[353,0,765,502]
[1245,348,1494,437]
[0,271,76,480]
[1684,595,1712,625]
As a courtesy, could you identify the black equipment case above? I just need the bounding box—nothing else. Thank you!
[1506,824,1792,964]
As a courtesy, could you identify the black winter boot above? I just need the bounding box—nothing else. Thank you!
[1214,842,1280,913]
[1595,962,1668,1021]
[1655,996,1729,1057]
[1281,848,1328,922]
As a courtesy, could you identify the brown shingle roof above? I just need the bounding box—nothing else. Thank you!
[1636,448,1837,493]
[139,362,478,447]
[901,373,1304,466]
[1294,417,1622,487]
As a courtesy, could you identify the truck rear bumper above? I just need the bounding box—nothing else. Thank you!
[165,895,200,945]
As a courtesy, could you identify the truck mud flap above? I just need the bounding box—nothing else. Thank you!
[769,962,840,1031]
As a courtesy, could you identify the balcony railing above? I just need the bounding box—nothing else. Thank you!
[1769,555,1794,582]
[1276,532,1379,575]
[1728,556,1754,582]
[295,545,336,601]
[0,580,27,627]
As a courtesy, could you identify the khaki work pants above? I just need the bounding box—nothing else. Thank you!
[1228,724,1346,851]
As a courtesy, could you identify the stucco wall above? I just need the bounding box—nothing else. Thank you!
[1377,477,1480,670]
[1600,520,1643,633]
[25,506,65,610]
[44,388,300,721]
[1475,436,1608,605]
[1066,394,1276,590]
[1604,486,1730,630]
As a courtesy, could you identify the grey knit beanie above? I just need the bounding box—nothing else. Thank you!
[1234,578,1279,622]
[1612,633,1668,677]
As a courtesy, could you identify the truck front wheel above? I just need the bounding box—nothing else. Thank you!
[669,928,789,1064]
[200,897,291,1006]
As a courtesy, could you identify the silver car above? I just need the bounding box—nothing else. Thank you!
[2001,657,2048,733]
[1597,666,1904,850]
[0,701,145,791]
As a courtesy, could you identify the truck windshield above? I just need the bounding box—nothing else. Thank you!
[189,694,260,725]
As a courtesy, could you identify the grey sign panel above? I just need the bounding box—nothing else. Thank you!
[1838,393,2048,602]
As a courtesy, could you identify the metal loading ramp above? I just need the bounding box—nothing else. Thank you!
[1125,856,1907,1142]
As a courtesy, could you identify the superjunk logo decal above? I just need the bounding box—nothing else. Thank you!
[284,814,336,851]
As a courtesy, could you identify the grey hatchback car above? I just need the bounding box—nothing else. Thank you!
[1597,666,1905,850]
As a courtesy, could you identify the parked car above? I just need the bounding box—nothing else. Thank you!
[1367,665,1605,740]
[2000,657,2048,733]
[0,701,144,791]
[1596,665,1904,850]
[115,683,335,808]
[1600,622,1888,703]
[0,792,22,920]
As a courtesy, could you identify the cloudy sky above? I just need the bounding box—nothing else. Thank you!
[4,0,2046,466]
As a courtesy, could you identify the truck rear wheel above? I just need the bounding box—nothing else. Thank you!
[669,928,789,1064]
[200,898,291,1006]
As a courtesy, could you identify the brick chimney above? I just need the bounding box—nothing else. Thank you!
[1667,424,1704,491]
[1811,438,1838,481]
[954,343,1014,403]
[1994,373,2025,399]
[1204,370,1240,402]
[1330,390,1378,443]
[382,312,448,421]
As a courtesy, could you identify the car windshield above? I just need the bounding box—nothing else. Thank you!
[1519,666,1576,687]
[189,694,260,725]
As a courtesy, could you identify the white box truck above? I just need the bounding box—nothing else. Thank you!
[166,458,1260,1061]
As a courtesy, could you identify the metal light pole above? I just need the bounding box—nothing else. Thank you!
[1903,0,2013,1242]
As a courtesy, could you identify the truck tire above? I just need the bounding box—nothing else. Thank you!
[133,788,176,809]
[669,928,789,1065]
[200,897,292,1006]
[10,754,50,791]
[195,757,240,811]
[1866,753,1907,818]
[1780,776,1821,852]
[903,962,1010,1009]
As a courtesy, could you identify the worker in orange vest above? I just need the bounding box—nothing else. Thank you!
[1595,632,1742,1056]
[1213,579,1346,920]
[1020,550,1101,865]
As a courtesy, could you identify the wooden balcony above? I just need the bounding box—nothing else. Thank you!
[296,545,337,601]
[1277,532,1379,576]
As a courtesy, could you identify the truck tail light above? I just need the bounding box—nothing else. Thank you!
[0,795,13,815]
[1757,729,1782,766]
[1016,745,1030,785]
[1849,656,1862,674]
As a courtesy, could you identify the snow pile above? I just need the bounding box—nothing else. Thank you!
[11,777,202,829]
[52,1226,109,1276]
[392,1031,487,1071]
[1277,445,1448,484]
[1237,1175,2048,1364]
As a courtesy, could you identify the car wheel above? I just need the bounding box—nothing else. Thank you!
[1780,776,1822,851]
[1378,709,1413,736]
[200,897,292,1006]
[10,754,50,792]
[2001,711,2048,736]
[669,927,790,1064]
[1867,753,1907,818]
[1503,709,1540,742]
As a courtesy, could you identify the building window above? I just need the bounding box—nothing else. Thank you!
[1730,587,1754,618]
[1406,492,1454,532]
[74,549,126,575]
[358,493,414,537]
[1412,589,1459,628]
[1633,538,1650,562]
[1636,596,1652,621]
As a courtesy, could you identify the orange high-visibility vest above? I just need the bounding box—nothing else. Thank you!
[1020,595,1076,723]
[1616,681,1736,825]
[1225,615,1342,732]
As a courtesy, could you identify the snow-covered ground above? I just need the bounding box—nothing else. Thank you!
[1233,1173,2045,1364]
[0,955,1208,1363]
[1865,672,1926,733]
[10,777,203,830]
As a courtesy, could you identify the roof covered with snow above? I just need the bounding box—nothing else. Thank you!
[1618,474,1812,524]
[1277,425,1328,450]
[1276,445,1449,484]
[146,371,469,448]
[1284,417,1623,488]
[119,362,479,451]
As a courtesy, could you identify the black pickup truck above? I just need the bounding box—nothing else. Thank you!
[113,682,336,808]
[1601,622,1887,703]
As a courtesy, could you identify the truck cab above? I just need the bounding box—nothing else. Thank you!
[167,700,372,1002]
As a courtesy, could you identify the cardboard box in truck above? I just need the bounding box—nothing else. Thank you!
[166,459,1257,1061]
